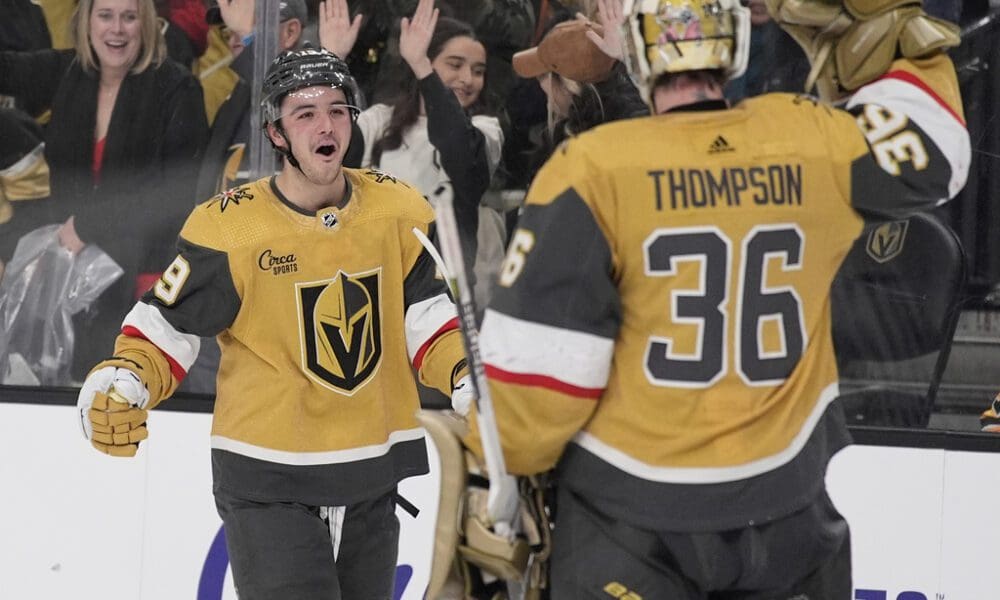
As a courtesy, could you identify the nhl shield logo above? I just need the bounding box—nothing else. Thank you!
[297,268,382,394]
[865,220,909,264]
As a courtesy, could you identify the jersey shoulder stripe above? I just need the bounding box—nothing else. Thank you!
[120,302,201,377]
[405,295,459,368]
[848,56,970,205]
[480,309,614,396]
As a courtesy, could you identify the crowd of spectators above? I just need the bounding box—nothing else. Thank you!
[1,0,207,382]
[0,0,994,405]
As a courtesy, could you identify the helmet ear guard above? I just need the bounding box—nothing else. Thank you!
[623,0,751,100]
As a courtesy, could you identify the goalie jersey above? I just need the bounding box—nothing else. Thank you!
[104,169,468,506]
[470,56,970,531]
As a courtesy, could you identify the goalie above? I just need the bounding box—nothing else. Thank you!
[462,0,968,598]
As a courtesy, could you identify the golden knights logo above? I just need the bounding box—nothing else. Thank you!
[210,185,254,213]
[297,269,382,394]
[866,220,909,264]
[365,168,407,187]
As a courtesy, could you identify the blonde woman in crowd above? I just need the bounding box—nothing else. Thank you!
[0,0,208,381]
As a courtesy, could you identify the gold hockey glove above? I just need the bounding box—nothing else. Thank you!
[765,0,959,100]
[89,391,149,457]
[77,365,151,457]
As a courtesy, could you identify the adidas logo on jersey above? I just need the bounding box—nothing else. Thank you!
[708,135,735,154]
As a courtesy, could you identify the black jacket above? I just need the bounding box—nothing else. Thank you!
[195,47,253,203]
[0,49,208,376]
[0,50,208,273]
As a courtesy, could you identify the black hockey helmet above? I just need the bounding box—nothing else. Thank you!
[260,47,361,125]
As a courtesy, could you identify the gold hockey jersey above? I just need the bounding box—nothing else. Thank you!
[470,56,969,531]
[102,169,468,505]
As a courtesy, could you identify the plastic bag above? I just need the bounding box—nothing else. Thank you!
[0,224,123,385]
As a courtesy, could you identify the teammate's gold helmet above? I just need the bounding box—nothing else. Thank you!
[624,0,751,85]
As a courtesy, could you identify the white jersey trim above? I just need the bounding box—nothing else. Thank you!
[572,382,840,483]
[848,78,970,201]
[121,302,201,371]
[404,294,459,361]
[210,427,426,466]
[480,309,614,390]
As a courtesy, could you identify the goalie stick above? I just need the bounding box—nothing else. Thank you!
[412,182,520,537]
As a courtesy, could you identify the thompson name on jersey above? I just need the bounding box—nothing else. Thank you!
[468,55,969,531]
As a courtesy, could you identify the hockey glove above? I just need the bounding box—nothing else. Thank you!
[765,0,959,100]
[981,393,1000,433]
[77,366,151,457]
[451,375,475,417]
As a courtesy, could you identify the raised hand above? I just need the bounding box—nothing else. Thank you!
[217,0,256,39]
[319,0,363,59]
[586,0,626,61]
[399,0,438,79]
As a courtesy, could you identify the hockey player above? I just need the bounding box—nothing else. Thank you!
[75,48,474,600]
[466,0,969,597]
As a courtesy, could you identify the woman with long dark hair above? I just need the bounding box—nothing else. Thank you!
[322,0,504,312]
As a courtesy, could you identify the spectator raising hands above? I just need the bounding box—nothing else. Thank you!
[585,0,626,61]
[351,0,505,315]
[343,0,504,407]
[0,0,208,381]
[398,0,440,79]
[318,0,363,60]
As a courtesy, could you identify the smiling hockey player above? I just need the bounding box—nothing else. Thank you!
[75,47,473,600]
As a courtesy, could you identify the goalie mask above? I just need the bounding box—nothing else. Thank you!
[623,0,750,93]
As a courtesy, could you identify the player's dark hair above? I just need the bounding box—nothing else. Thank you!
[652,70,728,99]
[370,17,492,167]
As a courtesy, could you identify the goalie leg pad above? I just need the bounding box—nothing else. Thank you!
[417,410,553,599]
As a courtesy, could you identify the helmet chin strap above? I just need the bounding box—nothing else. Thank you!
[270,121,304,173]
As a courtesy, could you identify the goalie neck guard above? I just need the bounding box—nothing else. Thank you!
[624,0,751,87]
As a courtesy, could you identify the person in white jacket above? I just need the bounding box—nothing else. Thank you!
[321,0,504,313]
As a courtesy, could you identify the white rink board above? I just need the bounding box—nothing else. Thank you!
[1,402,998,600]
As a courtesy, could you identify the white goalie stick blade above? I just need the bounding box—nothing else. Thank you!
[411,183,520,536]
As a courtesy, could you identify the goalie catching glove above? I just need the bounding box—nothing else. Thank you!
[77,366,151,457]
[765,0,960,100]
